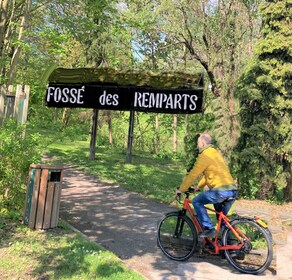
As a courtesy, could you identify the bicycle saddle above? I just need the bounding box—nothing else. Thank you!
[221,196,236,205]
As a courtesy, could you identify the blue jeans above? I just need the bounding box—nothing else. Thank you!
[192,189,238,230]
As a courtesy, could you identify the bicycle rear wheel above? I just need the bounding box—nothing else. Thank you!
[157,211,198,261]
[222,218,273,274]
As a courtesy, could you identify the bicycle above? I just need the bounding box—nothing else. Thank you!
[157,188,273,274]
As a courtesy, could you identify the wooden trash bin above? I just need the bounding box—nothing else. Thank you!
[24,164,64,229]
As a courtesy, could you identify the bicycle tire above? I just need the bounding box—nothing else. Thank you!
[264,227,273,243]
[157,211,198,261]
[222,218,273,274]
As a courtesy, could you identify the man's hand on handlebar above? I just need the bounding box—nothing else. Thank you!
[175,186,199,194]
[193,186,200,192]
[175,186,200,199]
[175,188,182,197]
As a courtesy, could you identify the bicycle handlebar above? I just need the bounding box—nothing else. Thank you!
[176,187,197,203]
[185,187,195,194]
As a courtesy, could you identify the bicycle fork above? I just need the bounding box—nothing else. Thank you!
[173,210,186,238]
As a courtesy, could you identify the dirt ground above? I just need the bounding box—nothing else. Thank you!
[234,199,292,244]
[235,199,292,214]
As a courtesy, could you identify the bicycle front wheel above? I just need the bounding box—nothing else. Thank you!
[157,211,198,261]
[222,218,273,274]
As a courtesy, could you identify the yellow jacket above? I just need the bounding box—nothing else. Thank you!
[179,145,236,193]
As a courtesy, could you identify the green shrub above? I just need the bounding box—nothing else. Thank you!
[0,120,43,213]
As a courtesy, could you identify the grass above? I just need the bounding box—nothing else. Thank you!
[0,218,143,280]
[46,137,186,203]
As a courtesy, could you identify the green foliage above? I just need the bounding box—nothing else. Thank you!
[96,111,188,156]
[147,0,261,158]
[48,68,203,89]
[133,113,181,154]
[184,132,200,173]
[0,120,43,212]
[183,113,215,172]
[235,0,292,202]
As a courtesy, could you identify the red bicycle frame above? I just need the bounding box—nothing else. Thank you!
[182,196,247,255]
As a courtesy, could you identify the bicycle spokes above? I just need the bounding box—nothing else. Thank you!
[222,219,273,274]
[157,212,198,261]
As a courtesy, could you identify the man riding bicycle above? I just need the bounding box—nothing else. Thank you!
[176,132,238,238]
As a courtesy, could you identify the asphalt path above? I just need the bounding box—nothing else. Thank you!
[59,166,291,280]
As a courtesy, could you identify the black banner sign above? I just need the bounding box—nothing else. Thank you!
[46,84,203,114]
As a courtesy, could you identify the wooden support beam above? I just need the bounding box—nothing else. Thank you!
[126,111,135,163]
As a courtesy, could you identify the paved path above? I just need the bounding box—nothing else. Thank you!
[60,166,291,280]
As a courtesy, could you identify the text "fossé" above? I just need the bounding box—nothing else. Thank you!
[47,86,85,104]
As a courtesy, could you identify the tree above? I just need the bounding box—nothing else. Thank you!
[0,0,33,84]
[235,0,292,201]
[146,0,262,160]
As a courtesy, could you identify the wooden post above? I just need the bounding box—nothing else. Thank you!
[50,181,62,228]
[28,168,41,229]
[126,110,135,163]
[89,109,98,160]
[14,85,22,119]
[16,85,24,123]
[35,169,49,229]
[22,85,30,124]
[0,84,29,125]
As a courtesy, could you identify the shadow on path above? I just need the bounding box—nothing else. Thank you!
[60,166,280,280]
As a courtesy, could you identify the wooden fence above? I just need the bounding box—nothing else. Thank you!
[0,84,30,125]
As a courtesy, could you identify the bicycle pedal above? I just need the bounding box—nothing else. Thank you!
[220,252,226,259]
[232,252,245,260]
[202,247,214,255]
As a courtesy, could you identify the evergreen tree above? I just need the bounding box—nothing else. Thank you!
[235,0,292,201]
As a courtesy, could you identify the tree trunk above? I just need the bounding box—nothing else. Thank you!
[7,0,32,85]
[0,0,9,49]
[0,0,11,77]
[62,108,71,128]
[155,113,160,153]
[227,9,239,151]
[135,112,144,150]
[54,108,58,122]
[107,111,113,145]
[284,162,292,202]
[89,109,98,160]
[173,114,177,153]
[185,114,189,138]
